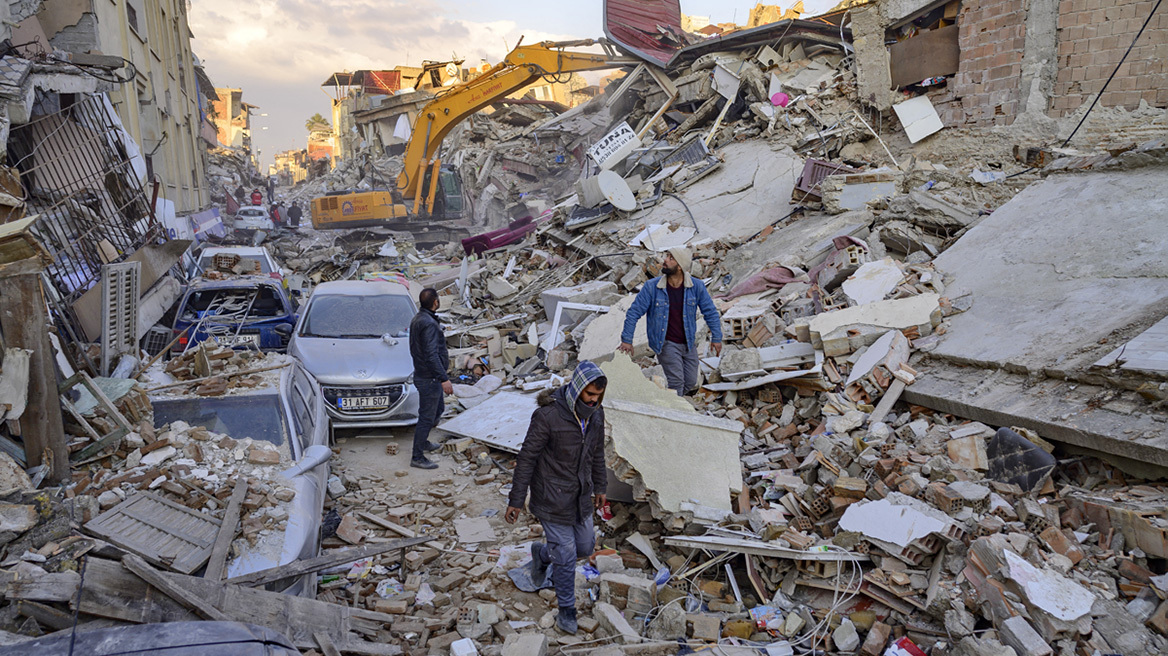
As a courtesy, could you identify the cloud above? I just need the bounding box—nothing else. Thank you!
[189,0,585,162]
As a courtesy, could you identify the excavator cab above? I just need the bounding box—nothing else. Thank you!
[423,165,464,221]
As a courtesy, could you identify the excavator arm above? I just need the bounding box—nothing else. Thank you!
[397,39,634,214]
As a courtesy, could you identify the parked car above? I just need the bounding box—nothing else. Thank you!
[0,621,300,656]
[187,244,286,280]
[234,206,274,234]
[288,280,420,431]
[171,276,297,353]
[150,361,330,595]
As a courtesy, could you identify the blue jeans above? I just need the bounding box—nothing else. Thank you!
[412,378,444,460]
[658,340,698,394]
[538,516,595,608]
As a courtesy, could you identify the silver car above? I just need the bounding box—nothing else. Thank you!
[288,280,421,431]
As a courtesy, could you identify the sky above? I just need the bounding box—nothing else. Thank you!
[190,0,839,169]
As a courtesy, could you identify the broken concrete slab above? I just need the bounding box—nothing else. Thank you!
[437,392,540,453]
[605,399,743,515]
[803,293,940,356]
[1002,548,1095,623]
[620,141,803,242]
[578,295,651,362]
[845,330,909,387]
[1094,313,1168,375]
[842,258,905,306]
[931,168,1168,374]
[904,364,1168,475]
[838,496,950,549]
[821,171,901,214]
[600,354,692,412]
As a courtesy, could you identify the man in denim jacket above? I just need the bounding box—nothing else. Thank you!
[618,247,722,394]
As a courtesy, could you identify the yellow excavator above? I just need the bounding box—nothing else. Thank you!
[310,39,634,233]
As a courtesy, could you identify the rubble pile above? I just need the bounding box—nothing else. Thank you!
[205,145,261,203]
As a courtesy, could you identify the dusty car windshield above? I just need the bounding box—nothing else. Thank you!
[152,393,286,447]
[179,286,287,321]
[300,294,413,338]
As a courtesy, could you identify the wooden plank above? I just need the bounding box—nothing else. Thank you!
[84,492,221,574]
[0,347,30,421]
[16,600,74,631]
[122,554,229,621]
[204,477,247,581]
[356,511,444,550]
[0,569,80,602]
[0,271,68,483]
[76,558,395,651]
[315,631,343,656]
[225,535,430,588]
[889,25,960,88]
[76,371,133,432]
[868,379,906,427]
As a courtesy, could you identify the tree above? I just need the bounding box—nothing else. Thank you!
[305,113,330,132]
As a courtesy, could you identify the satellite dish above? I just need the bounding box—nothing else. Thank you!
[445,62,459,78]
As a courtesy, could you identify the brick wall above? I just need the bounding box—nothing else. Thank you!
[930,0,1028,127]
[1049,0,1168,116]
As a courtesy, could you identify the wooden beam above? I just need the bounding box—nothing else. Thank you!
[868,379,907,427]
[356,511,444,550]
[204,478,248,581]
[0,268,68,483]
[0,569,80,602]
[224,535,430,588]
[315,631,343,656]
[122,554,229,621]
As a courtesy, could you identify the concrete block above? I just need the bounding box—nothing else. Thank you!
[999,616,1053,656]
[833,619,860,651]
[861,621,892,656]
[599,572,656,612]
[689,613,721,641]
[595,602,641,643]
[595,553,626,574]
[806,293,941,351]
[502,633,548,656]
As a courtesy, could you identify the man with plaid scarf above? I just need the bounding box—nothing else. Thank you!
[504,361,608,634]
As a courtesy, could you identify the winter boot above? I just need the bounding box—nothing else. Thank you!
[556,606,578,634]
[528,542,548,583]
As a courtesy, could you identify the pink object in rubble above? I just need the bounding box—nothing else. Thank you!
[771,92,790,107]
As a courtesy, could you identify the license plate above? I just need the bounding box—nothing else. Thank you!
[221,334,259,346]
[339,396,390,410]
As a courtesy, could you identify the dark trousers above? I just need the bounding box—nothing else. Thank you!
[538,515,595,608]
[412,377,444,459]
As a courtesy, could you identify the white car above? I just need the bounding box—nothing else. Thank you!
[234,206,274,233]
[188,245,286,279]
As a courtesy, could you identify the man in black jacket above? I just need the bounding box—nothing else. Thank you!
[287,202,302,228]
[408,288,450,469]
[505,361,608,635]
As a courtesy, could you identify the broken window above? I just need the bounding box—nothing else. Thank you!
[127,4,141,36]
[6,91,156,305]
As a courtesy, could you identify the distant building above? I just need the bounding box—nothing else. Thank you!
[682,15,711,32]
[210,89,259,165]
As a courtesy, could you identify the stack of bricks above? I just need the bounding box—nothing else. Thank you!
[1050,0,1168,117]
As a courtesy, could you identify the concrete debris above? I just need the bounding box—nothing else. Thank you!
[5,3,1168,653]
